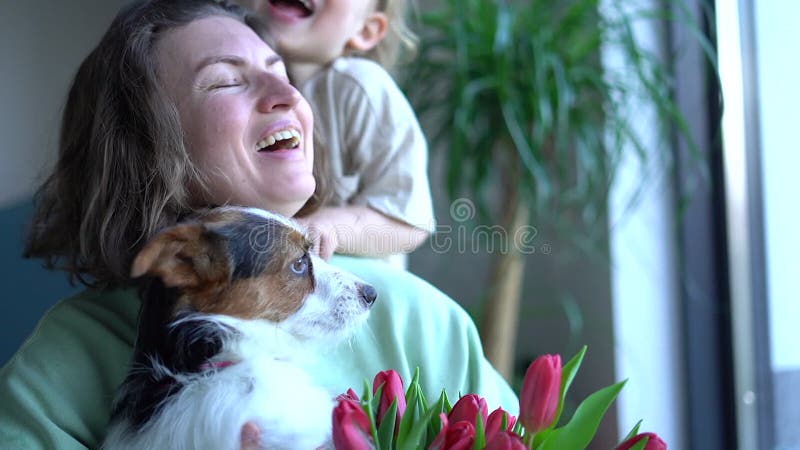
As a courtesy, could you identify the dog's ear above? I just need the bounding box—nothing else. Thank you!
[131,223,228,289]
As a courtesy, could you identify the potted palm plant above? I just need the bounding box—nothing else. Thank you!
[404,0,707,377]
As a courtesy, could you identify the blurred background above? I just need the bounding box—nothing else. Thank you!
[0,1,797,449]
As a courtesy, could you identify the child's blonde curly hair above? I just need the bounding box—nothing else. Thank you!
[364,0,419,71]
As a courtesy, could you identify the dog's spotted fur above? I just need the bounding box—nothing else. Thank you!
[102,207,376,450]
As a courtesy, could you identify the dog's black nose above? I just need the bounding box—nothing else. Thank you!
[359,284,377,307]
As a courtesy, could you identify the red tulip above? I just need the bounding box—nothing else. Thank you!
[372,369,407,427]
[332,398,373,450]
[616,432,667,450]
[336,388,360,404]
[429,419,475,450]
[485,407,517,438]
[448,394,489,426]
[484,431,527,450]
[519,354,562,433]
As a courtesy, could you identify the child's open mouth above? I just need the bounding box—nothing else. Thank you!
[268,0,313,18]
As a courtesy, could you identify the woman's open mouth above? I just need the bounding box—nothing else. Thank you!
[268,0,313,18]
[257,129,301,152]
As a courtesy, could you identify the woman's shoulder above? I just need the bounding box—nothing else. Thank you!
[326,256,518,412]
[10,288,139,363]
[329,255,468,319]
[0,288,138,449]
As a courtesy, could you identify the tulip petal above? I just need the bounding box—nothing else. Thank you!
[485,431,527,450]
[449,394,489,426]
[519,354,562,433]
[616,432,667,450]
[332,398,373,450]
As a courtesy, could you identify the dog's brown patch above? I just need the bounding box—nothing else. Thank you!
[195,208,249,229]
[189,264,314,321]
[131,224,230,290]
[181,233,313,321]
[133,208,316,322]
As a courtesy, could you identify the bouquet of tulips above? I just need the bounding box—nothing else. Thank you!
[331,347,666,450]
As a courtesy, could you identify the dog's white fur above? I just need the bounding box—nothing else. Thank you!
[103,208,372,450]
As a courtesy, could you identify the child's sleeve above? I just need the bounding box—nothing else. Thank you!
[334,60,436,233]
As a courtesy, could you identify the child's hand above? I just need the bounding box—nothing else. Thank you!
[299,217,339,260]
[240,422,261,450]
[296,206,430,259]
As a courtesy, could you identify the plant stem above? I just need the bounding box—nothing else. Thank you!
[481,147,529,379]
[523,432,536,449]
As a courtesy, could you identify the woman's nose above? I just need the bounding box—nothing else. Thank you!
[255,74,301,113]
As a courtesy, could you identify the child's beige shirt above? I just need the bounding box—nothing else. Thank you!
[300,57,436,237]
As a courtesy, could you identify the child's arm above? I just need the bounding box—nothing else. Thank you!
[297,59,435,260]
[296,205,429,260]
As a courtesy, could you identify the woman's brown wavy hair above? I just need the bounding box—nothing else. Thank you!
[25,0,326,288]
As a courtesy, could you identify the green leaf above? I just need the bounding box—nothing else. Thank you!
[553,346,587,427]
[371,384,385,417]
[395,400,414,446]
[358,378,381,446]
[363,379,373,403]
[538,380,627,450]
[473,410,486,450]
[426,389,451,447]
[532,429,551,450]
[377,399,398,450]
[405,367,421,402]
[361,394,380,448]
[623,420,643,441]
[396,367,428,450]
[398,403,440,450]
[512,420,523,436]
[628,436,650,450]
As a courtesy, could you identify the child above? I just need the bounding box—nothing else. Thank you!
[237,0,435,268]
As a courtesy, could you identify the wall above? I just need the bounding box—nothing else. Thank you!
[602,0,685,447]
[0,0,129,363]
[754,1,800,447]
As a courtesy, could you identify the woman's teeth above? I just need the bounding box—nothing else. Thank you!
[257,129,301,151]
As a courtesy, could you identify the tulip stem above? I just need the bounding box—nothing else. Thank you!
[523,432,536,449]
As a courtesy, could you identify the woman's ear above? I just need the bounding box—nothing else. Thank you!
[346,12,388,52]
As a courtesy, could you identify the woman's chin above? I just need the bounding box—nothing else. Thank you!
[267,191,316,218]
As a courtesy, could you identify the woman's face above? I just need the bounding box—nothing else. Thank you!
[155,15,315,217]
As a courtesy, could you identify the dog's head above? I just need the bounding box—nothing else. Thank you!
[130,206,376,341]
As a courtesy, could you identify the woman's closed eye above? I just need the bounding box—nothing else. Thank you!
[196,65,245,91]
[211,80,242,89]
[209,79,242,89]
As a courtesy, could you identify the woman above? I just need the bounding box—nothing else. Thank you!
[0,1,516,448]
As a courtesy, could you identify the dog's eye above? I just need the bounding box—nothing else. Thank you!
[290,258,308,275]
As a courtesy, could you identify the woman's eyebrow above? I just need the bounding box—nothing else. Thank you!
[265,54,283,67]
[195,55,245,72]
[195,54,284,72]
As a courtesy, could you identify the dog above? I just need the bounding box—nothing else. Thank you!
[102,206,377,450]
